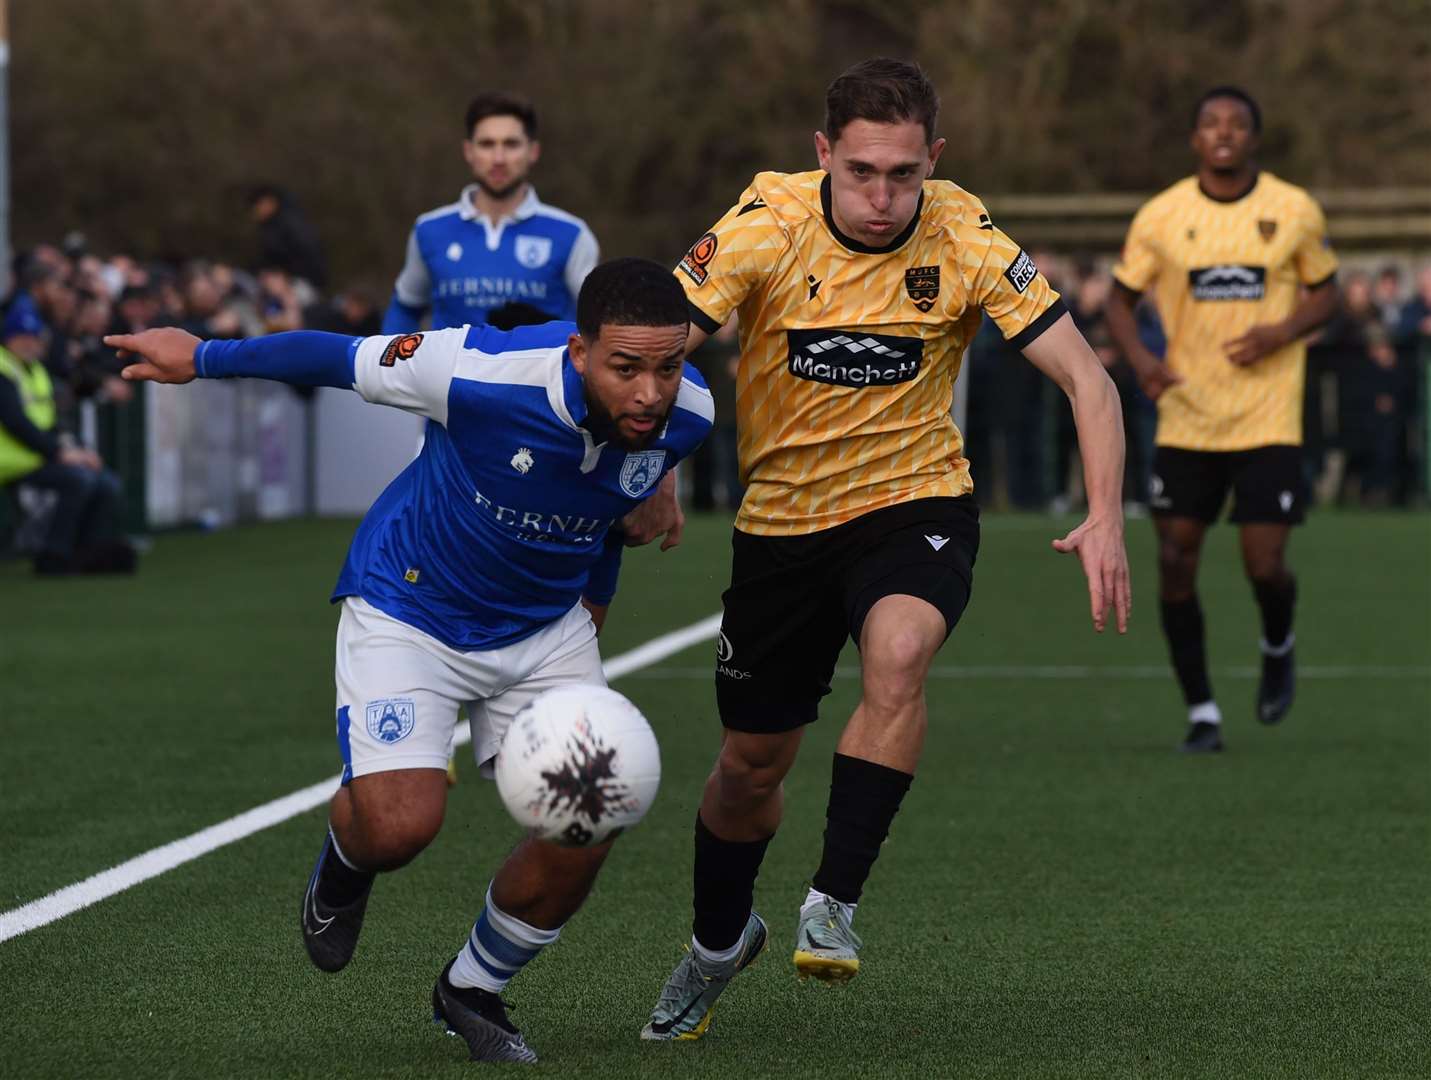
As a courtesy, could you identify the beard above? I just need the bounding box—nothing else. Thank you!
[582,389,671,451]
[475,174,528,201]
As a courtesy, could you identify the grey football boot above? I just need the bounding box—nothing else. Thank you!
[792,896,862,983]
[641,912,768,1041]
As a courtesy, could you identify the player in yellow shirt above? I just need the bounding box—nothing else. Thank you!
[643,58,1131,1042]
[1105,87,1339,753]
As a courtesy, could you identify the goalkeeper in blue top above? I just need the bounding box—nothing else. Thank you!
[107,258,711,1065]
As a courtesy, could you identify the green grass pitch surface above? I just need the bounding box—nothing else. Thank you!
[2,510,1427,1078]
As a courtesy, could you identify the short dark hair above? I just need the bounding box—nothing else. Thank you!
[825,57,939,145]
[1192,86,1262,134]
[465,91,538,140]
[576,258,689,341]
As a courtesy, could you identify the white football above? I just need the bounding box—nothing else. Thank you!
[495,684,661,847]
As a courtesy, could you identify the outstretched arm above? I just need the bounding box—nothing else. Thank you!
[108,326,468,427]
[106,327,358,388]
[1019,312,1132,634]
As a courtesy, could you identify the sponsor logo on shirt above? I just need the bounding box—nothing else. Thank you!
[786,329,924,388]
[1188,264,1267,301]
[435,277,552,306]
[472,485,613,544]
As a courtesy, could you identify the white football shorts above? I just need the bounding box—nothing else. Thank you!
[333,596,604,783]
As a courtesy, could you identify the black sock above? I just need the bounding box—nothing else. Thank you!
[811,753,913,905]
[317,830,375,907]
[1160,595,1213,706]
[1252,576,1296,650]
[692,814,772,951]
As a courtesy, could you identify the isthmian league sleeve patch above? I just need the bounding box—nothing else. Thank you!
[1004,250,1038,294]
[379,332,423,367]
[677,233,718,287]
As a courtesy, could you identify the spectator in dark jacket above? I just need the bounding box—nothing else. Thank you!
[248,185,329,288]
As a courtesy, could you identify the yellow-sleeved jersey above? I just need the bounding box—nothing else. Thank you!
[677,169,1063,537]
[1113,172,1338,451]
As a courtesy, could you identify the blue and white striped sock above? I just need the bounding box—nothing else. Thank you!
[448,885,561,993]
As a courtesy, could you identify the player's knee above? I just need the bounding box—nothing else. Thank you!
[1157,539,1198,585]
[864,626,936,699]
[715,741,791,807]
[354,811,442,870]
[345,786,445,870]
[1244,554,1287,586]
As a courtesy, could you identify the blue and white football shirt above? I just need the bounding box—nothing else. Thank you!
[333,322,712,651]
[384,186,599,332]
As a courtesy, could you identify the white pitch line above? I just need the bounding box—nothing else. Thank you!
[620,664,1431,680]
[0,611,725,945]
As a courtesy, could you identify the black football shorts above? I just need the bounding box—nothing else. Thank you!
[714,496,979,734]
[1149,445,1307,525]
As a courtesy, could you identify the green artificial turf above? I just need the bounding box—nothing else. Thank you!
[1,510,1427,1078]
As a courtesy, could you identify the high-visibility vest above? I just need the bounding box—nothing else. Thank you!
[0,346,57,485]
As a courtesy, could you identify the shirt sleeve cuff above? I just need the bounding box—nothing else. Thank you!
[1008,298,1068,350]
[688,301,721,336]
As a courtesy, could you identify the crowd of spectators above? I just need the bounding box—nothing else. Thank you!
[0,189,386,570]
[1,210,1428,573]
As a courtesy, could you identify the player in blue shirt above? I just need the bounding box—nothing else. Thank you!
[106,259,712,1065]
[383,91,599,333]
[386,93,606,789]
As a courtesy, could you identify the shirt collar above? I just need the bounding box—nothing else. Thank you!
[1196,170,1260,204]
[560,348,587,426]
[458,184,543,225]
[820,173,923,255]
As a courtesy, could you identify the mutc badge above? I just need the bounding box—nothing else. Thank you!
[904,265,940,313]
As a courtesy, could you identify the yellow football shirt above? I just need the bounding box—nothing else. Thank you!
[676,169,1063,537]
[1113,172,1338,451]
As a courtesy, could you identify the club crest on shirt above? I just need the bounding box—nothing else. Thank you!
[904,265,940,312]
[366,698,416,744]
[619,450,667,498]
[515,235,553,269]
[1258,219,1278,242]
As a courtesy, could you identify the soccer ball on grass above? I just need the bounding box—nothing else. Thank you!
[495,684,661,847]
